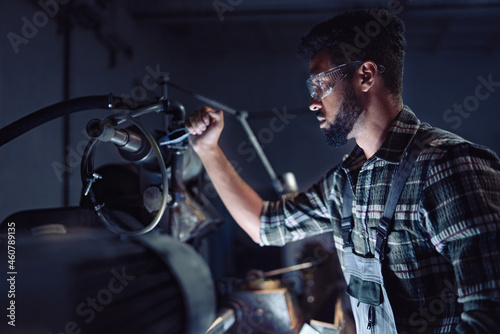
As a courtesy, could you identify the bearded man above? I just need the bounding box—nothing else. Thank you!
[186,9,500,333]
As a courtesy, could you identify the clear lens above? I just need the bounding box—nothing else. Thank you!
[306,61,364,101]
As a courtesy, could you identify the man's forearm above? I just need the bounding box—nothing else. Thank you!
[197,145,263,243]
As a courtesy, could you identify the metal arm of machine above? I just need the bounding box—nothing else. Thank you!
[166,79,293,195]
[0,95,163,147]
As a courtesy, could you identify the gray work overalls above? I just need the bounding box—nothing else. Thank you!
[341,138,422,333]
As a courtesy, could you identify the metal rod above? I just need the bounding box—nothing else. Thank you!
[205,308,236,334]
[166,81,284,194]
[263,261,318,278]
[236,113,283,194]
[167,81,238,116]
[62,6,72,208]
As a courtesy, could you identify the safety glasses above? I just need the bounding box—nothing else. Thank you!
[306,61,385,101]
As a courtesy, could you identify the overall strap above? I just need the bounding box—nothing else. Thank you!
[341,133,427,258]
[375,137,425,260]
[341,179,354,248]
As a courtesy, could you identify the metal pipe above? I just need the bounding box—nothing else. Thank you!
[0,96,161,147]
[86,119,143,152]
[166,81,284,194]
[167,82,238,116]
[236,112,283,194]
[62,5,72,207]
[262,260,318,278]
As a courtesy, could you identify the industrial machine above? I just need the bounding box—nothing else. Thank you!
[0,76,345,333]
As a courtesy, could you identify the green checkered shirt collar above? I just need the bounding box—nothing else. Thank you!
[341,106,421,172]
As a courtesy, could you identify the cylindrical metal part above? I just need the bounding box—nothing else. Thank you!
[86,118,115,141]
[114,129,142,152]
[109,128,128,146]
[279,172,299,194]
[86,119,143,153]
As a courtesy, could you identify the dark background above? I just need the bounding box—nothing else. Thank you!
[1,0,499,281]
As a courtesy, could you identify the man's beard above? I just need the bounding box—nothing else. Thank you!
[321,80,364,148]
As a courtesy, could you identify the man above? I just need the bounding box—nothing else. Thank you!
[186,9,500,333]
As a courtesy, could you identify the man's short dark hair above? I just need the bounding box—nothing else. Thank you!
[298,9,406,96]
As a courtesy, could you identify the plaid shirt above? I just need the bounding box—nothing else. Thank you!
[260,107,500,333]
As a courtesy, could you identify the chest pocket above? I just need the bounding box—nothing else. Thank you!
[346,273,384,306]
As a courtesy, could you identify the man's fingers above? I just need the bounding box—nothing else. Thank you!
[186,118,199,135]
[186,113,205,135]
[202,113,210,126]
[200,106,221,125]
[207,109,222,122]
[186,107,222,135]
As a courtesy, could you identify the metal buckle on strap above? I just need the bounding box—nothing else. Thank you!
[375,217,391,260]
[341,216,354,247]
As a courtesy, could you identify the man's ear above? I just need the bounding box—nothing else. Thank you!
[356,61,379,93]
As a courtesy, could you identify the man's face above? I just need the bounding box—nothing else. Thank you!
[309,52,365,148]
